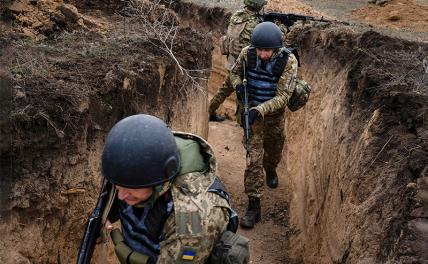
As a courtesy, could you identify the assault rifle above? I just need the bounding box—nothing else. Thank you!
[77,178,113,264]
[242,64,250,163]
[263,12,335,30]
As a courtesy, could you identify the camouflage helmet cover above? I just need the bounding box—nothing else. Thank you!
[244,0,267,11]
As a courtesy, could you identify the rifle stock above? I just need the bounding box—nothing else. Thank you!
[76,178,111,264]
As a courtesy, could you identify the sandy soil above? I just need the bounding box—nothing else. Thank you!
[352,0,428,33]
[208,120,295,263]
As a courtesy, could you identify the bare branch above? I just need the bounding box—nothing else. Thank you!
[122,0,206,93]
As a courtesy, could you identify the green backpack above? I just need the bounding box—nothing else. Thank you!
[288,79,312,112]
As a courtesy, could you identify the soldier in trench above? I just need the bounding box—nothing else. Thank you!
[209,0,294,122]
[100,114,248,263]
[230,22,298,228]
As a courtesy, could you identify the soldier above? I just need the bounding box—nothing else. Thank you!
[230,22,298,228]
[208,0,266,122]
[101,114,246,263]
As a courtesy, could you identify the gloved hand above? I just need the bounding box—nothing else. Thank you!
[248,109,261,125]
[235,84,245,101]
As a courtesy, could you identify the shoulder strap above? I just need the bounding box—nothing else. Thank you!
[246,46,257,70]
[272,48,291,77]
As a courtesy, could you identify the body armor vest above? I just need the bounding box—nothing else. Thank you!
[246,47,290,106]
[118,178,237,264]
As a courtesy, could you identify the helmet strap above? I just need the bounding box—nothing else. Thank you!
[134,185,163,208]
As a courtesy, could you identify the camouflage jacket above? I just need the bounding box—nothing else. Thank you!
[223,7,293,70]
[109,132,232,264]
[230,46,298,116]
[155,132,231,263]
[226,7,262,60]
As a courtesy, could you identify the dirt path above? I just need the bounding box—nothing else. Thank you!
[208,120,294,264]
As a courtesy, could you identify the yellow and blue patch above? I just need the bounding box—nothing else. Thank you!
[181,249,196,261]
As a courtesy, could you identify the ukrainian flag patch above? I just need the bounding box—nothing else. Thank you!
[181,249,196,261]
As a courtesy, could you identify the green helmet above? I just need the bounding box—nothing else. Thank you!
[244,0,267,11]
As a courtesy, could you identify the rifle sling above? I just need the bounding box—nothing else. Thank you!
[100,181,117,241]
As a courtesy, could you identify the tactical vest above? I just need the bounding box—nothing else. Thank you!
[118,194,172,263]
[246,47,290,107]
[117,179,235,264]
[112,134,237,264]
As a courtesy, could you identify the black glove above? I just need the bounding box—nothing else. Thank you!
[248,109,260,125]
[235,84,245,101]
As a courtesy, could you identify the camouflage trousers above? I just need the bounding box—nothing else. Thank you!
[208,72,234,115]
[242,112,285,198]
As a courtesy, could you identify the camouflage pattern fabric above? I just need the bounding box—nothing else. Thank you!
[208,7,260,115]
[226,7,262,63]
[230,46,298,116]
[209,6,295,114]
[208,74,234,115]
[288,78,311,112]
[243,113,285,198]
[157,132,230,263]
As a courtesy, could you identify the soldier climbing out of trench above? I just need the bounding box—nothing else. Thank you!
[209,0,276,121]
[230,22,299,229]
[80,114,250,263]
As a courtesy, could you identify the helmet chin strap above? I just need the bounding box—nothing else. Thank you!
[134,182,171,208]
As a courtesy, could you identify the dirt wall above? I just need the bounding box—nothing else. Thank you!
[285,27,428,263]
[0,3,212,263]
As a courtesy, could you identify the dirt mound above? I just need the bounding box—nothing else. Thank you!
[0,0,110,40]
[267,0,327,17]
[352,0,428,32]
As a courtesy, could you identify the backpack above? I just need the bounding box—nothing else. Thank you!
[288,78,311,112]
[207,231,250,264]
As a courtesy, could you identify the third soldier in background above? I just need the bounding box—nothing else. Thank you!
[230,22,298,229]
[208,0,265,122]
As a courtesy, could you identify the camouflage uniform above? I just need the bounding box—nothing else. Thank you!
[230,46,298,198]
[208,7,262,115]
[110,132,234,264]
[208,8,293,116]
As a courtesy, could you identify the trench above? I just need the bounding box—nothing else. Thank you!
[1,1,427,264]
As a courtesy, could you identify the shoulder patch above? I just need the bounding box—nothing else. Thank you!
[176,211,202,236]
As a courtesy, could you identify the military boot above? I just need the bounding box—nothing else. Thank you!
[266,169,278,189]
[209,113,226,122]
[240,196,261,229]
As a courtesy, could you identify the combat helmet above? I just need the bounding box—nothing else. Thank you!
[102,114,180,188]
[250,21,283,48]
[244,0,267,11]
